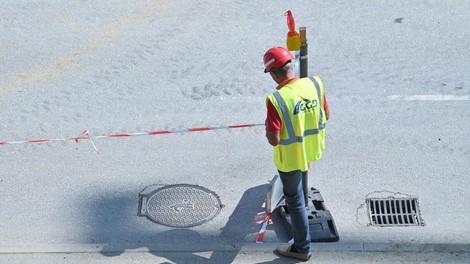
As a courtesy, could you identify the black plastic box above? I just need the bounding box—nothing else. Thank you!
[280,187,340,242]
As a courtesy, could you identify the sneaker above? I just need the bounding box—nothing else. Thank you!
[276,243,311,261]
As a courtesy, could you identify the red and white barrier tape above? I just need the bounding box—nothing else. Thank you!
[255,212,272,243]
[0,123,264,153]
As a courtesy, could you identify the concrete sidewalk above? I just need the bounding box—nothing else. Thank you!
[0,241,469,254]
[0,246,469,264]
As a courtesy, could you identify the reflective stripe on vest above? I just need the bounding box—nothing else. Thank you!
[273,77,325,145]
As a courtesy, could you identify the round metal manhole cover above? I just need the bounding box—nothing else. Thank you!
[139,184,222,228]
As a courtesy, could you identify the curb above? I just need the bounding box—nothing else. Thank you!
[0,242,469,254]
[241,242,470,253]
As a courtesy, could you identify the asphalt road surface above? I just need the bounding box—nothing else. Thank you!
[1,0,469,263]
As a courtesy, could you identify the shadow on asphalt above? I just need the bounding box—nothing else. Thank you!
[84,184,288,264]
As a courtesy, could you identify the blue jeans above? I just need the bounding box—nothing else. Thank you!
[279,170,310,252]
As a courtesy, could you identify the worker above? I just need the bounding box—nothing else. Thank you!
[264,46,329,261]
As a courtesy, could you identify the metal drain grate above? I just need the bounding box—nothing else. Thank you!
[366,197,425,227]
[138,184,222,228]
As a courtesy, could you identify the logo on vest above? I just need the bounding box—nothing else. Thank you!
[293,99,318,115]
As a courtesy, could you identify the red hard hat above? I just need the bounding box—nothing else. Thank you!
[263,46,294,73]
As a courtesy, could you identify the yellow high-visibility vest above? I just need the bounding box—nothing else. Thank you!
[267,76,326,172]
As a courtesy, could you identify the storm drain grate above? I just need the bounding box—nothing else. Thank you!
[138,184,222,228]
[366,197,425,227]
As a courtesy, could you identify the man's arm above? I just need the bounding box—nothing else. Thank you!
[266,99,282,146]
[324,94,330,121]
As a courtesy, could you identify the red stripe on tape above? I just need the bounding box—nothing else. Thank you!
[255,230,266,243]
[261,213,272,222]
[148,130,171,135]
[107,133,130,137]
[27,139,50,143]
[0,142,8,145]
[229,124,252,129]
[188,127,211,132]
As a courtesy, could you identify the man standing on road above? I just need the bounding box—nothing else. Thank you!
[264,46,330,261]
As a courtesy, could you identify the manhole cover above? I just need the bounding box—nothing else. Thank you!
[366,197,425,227]
[138,184,222,228]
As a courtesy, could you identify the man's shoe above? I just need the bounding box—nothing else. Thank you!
[276,243,311,261]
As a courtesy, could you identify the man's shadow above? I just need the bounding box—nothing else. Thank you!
[83,184,288,263]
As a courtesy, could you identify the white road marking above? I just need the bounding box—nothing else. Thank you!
[388,95,470,101]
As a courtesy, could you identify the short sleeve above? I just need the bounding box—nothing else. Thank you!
[266,98,282,133]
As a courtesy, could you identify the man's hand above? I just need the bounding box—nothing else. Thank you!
[266,131,280,146]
